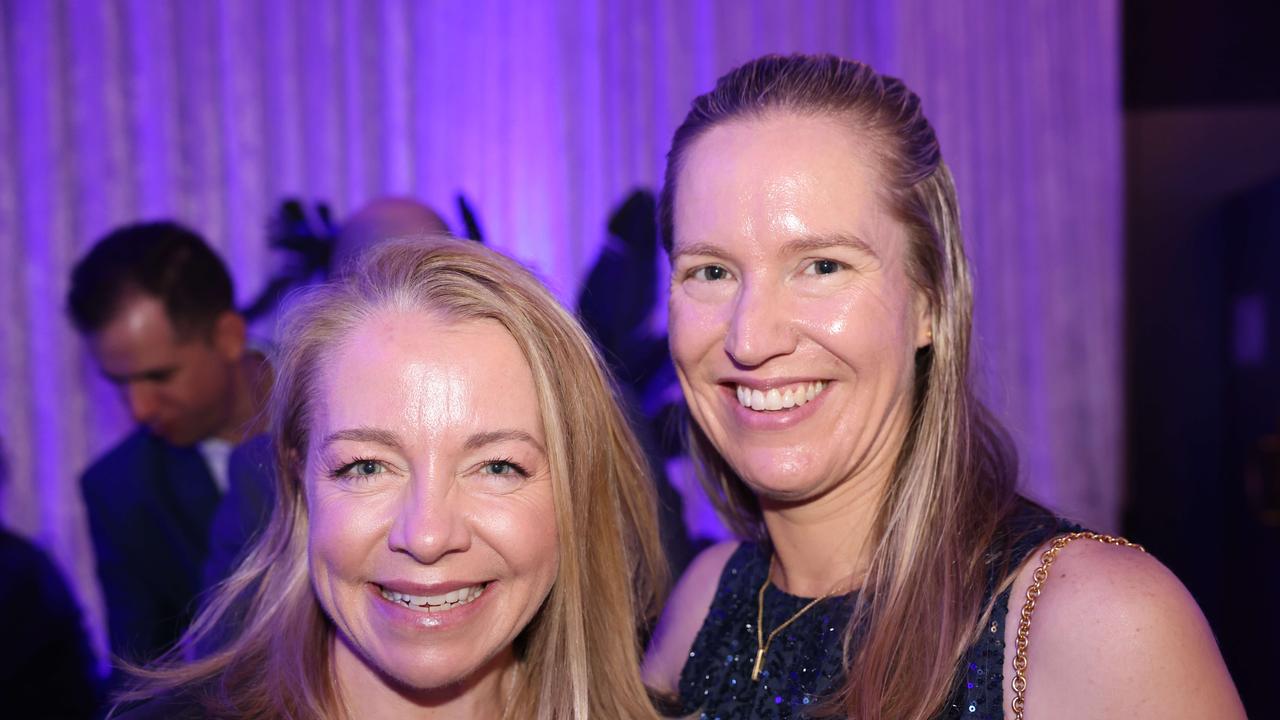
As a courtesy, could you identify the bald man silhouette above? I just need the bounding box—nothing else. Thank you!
[329,196,452,276]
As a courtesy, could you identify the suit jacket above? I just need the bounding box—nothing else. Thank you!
[202,433,276,593]
[81,428,220,666]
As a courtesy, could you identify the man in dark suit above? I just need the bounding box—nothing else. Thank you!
[67,222,269,670]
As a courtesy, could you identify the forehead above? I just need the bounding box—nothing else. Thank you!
[89,295,190,369]
[94,294,179,343]
[673,113,899,257]
[313,312,543,442]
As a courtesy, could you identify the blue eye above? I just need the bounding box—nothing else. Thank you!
[332,458,387,479]
[804,259,843,275]
[481,460,529,477]
[690,265,731,281]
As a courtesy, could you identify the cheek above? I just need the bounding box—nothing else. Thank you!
[479,490,559,585]
[306,509,340,592]
[307,493,378,587]
[172,361,224,407]
[794,281,875,336]
[668,296,726,369]
[519,524,559,590]
[800,285,914,364]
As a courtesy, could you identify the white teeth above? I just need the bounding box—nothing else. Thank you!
[379,583,486,613]
[735,381,827,412]
[765,388,782,410]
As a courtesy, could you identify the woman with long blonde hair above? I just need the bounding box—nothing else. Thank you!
[114,238,667,719]
[644,54,1243,719]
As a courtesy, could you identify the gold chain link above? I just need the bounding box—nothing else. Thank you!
[751,555,837,681]
[1010,531,1145,720]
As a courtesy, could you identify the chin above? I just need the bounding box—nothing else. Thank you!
[370,646,494,695]
[731,451,833,502]
[741,476,830,506]
[148,426,181,444]
[384,666,472,694]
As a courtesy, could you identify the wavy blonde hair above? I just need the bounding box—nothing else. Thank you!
[119,238,668,719]
[659,54,1023,719]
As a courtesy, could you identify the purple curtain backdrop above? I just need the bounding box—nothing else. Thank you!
[0,0,1122,668]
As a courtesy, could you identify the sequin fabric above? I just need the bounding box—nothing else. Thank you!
[677,503,1077,719]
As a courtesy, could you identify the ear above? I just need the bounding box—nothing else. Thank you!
[913,291,934,349]
[289,447,306,488]
[211,311,248,362]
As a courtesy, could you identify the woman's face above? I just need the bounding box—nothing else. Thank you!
[305,311,558,694]
[668,113,932,504]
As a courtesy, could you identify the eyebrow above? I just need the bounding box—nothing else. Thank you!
[673,232,879,261]
[671,240,730,261]
[321,427,404,451]
[781,232,879,259]
[464,429,545,454]
[102,365,179,384]
[320,427,545,454]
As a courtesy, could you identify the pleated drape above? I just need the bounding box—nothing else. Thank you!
[0,0,1121,667]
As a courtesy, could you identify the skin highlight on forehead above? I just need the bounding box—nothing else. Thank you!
[312,313,547,455]
[672,115,902,271]
[398,358,473,432]
[90,296,183,374]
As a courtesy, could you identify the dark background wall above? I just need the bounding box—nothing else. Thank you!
[1123,1,1280,712]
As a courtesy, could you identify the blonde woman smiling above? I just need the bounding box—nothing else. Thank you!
[645,54,1244,720]
[115,239,667,719]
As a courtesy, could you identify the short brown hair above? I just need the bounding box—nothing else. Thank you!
[68,221,234,339]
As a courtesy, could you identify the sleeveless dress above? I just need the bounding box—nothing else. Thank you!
[677,501,1077,719]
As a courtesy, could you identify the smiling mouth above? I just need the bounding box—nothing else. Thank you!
[734,381,828,412]
[378,583,487,613]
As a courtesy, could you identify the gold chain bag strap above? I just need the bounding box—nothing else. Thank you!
[1010,531,1146,720]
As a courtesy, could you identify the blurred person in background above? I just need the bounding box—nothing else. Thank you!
[577,189,698,578]
[329,196,451,274]
[241,195,456,332]
[0,434,102,718]
[67,222,271,671]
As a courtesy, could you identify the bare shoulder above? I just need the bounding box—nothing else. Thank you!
[643,540,740,694]
[1002,535,1245,720]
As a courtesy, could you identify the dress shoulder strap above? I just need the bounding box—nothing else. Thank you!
[1008,531,1145,720]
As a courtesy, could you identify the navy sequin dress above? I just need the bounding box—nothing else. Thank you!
[677,501,1077,719]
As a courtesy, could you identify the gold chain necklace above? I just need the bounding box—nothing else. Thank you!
[1009,531,1145,719]
[751,555,839,681]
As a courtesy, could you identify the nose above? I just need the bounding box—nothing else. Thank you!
[724,279,797,367]
[125,383,161,426]
[387,476,472,564]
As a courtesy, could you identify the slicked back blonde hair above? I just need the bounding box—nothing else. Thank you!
[659,54,1022,719]
[119,238,668,720]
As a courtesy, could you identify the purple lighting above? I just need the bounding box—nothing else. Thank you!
[0,0,1123,671]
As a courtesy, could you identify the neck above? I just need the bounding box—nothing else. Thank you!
[332,635,515,719]
[760,459,891,599]
[214,351,271,443]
